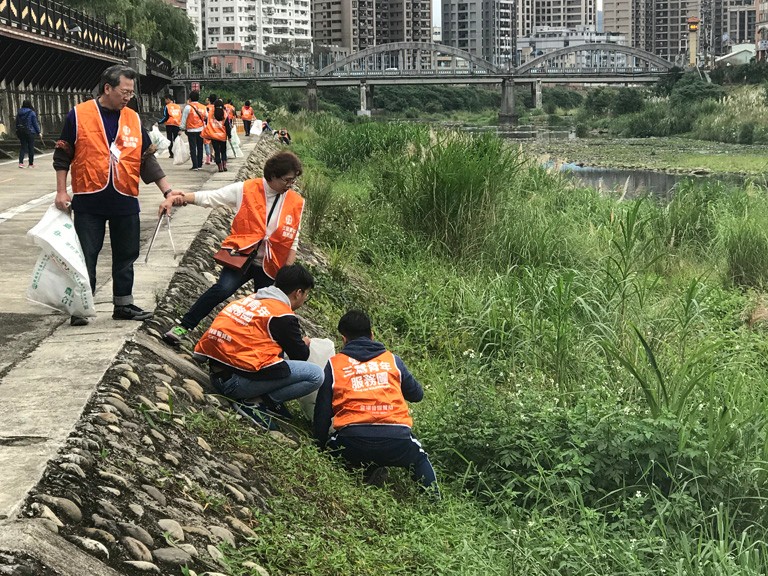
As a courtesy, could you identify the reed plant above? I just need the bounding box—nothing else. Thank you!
[721,213,768,289]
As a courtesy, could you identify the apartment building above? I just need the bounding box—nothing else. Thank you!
[757,0,768,59]
[603,0,754,64]
[441,0,515,66]
[312,0,431,56]
[517,0,597,37]
[518,25,627,65]
[194,0,310,54]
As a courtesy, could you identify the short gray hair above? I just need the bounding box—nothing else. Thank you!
[98,65,137,95]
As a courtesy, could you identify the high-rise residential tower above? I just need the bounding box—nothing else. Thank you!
[602,0,753,63]
[312,0,432,55]
[517,0,597,37]
[192,0,310,53]
[441,0,515,66]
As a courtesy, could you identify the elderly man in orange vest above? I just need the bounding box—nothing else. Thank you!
[194,264,323,429]
[313,310,439,494]
[53,64,176,326]
[160,150,305,346]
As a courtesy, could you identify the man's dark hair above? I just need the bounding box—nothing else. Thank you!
[164,93,174,101]
[189,90,200,102]
[338,310,372,341]
[226,98,233,104]
[244,100,251,106]
[263,150,302,180]
[208,93,217,104]
[274,264,314,295]
[21,99,32,109]
[98,65,136,95]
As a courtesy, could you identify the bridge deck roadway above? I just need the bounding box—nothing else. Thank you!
[0,136,258,523]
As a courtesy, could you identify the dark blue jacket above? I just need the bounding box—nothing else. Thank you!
[313,337,423,448]
[16,107,41,135]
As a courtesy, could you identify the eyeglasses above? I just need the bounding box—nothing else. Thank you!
[280,175,298,185]
[111,86,135,98]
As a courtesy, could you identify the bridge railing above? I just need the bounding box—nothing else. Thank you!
[522,66,667,76]
[0,0,127,57]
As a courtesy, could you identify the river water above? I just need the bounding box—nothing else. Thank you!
[466,125,745,197]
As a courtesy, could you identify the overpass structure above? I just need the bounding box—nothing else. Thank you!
[0,0,173,135]
[175,42,675,121]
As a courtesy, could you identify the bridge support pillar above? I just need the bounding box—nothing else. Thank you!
[533,80,542,109]
[499,78,517,124]
[306,81,318,112]
[357,81,371,116]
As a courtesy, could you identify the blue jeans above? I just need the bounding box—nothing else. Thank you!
[18,132,35,165]
[181,264,272,329]
[73,212,140,305]
[187,131,203,168]
[211,360,324,403]
[327,434,439,491]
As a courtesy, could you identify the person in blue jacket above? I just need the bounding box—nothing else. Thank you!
[314,309,439,495]
[16,100,41,168]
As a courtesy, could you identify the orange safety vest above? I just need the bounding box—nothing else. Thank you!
[201,116,227,141]
[221,179,305,279]
[71,99,142,197]
[165,102,181,126]
[186,102,207,129]
[241,106,254,120]
[329,351,413,429]
[224,103,236,120]
[194,295,291,373]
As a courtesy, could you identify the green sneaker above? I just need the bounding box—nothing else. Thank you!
[163,325,188,346]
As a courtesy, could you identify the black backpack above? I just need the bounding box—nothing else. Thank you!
[15,110,30,136]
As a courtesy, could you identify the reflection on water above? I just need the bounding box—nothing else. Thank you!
[465,124,576,141]
[558,164,682,198]
[556,164,744,198]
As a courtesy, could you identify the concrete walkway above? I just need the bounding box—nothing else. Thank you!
[0,136,258,523]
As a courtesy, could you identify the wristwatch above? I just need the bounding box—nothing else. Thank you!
[163,188,173,198]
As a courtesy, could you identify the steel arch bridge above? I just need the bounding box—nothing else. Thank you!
[188,48,304,76]
[316,41,504,76]
[516,43,675,75]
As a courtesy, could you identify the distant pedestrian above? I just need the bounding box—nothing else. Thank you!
[276,128,291,145]
[201,99,231,172]
[224,98,236,122]
[15,100,41,168]
[180,90,207,170]
[158,94,181,157]
[240,100,255,136]
[261,118,273,136]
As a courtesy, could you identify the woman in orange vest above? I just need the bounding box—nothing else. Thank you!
[201,99,231,172]
[159,150,306,346]
[240,100,255,136]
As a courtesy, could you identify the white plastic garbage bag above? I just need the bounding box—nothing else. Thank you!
[150,124,171,158]
[297,337,336,422]
[172,134,190,165]
[27,205,95,318]
[229,129,244,158]
[250,119,263,136]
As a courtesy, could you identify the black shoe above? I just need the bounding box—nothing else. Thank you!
[112,304,153,321]
[364,467,389,487]
[263,397,293,420]
[70,316,89,326]
[169,153,174,158]
[233,401,278,430]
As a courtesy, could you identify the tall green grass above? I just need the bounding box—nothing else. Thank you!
[222,117,768,575]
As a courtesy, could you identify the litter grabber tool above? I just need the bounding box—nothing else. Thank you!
[144,210,177,264]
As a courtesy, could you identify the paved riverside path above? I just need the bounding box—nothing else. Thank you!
[0,137,258,524]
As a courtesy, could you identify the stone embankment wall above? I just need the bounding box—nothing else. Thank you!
[2,140,327,576]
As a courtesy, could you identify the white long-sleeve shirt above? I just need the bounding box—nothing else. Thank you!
[195,178,301,259]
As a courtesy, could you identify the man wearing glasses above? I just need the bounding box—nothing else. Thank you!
[54,64,175,326]
[160,150,305,346]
